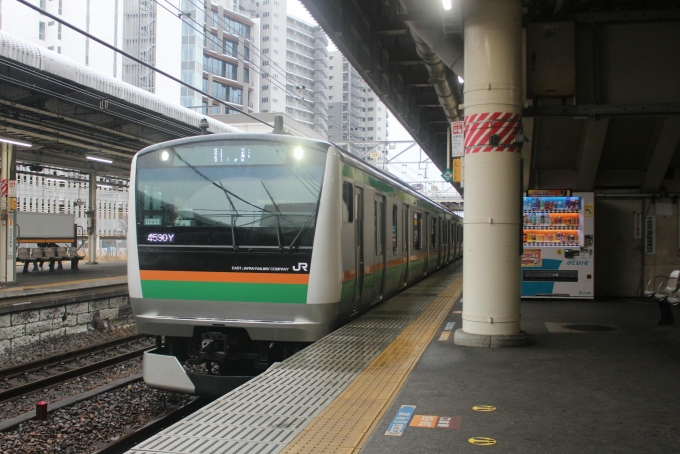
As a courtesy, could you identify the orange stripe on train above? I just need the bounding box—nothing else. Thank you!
[140,270,309,285]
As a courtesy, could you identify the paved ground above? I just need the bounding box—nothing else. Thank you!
[362,297,680,453]
[10,260,127,287]
[0,261,127,303]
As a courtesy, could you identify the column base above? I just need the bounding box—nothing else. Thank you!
[453,329,529,348]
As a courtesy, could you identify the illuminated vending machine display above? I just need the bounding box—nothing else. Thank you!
[521,191,594,299]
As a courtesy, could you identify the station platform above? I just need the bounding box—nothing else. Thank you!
[127,262,680,453]
[0,261,127,308]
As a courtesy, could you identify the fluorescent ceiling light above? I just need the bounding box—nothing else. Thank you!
[87,156,113,164]
[0,137,32,148]
[458,75,464,84]
[442,0,452,11]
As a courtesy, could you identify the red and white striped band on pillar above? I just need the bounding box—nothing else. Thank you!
[1,179,7,197]
[464,112,522,154]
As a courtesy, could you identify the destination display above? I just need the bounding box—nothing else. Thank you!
[138,141,326,168]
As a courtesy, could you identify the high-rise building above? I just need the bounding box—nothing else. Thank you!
[123,0,259,116]
[326,51,389,168]
[0,0,258,115]
[1,0,124,78]
[254,1,329,138]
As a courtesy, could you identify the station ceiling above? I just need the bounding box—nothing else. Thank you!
[301,0,680,195]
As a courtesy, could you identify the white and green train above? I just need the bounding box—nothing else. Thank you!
[128,133,462,396]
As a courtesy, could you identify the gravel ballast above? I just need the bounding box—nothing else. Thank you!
[0,358,143,421]
[0,381,193,453]
[0,326,139,369]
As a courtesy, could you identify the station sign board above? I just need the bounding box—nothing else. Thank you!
[451,121,464,157]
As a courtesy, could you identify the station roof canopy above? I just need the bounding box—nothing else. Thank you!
[301,0,680,195]
[0,31,241,178]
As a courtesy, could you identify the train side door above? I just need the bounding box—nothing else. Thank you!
[372,195,386,304]
[423,213,429,276]
[444,220,449,263]
[351,187,364,315]
[437,218,443,267]
[399,204,409,287]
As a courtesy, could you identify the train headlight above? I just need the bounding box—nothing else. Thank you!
[160,150,170,161]
[294,147,303,160]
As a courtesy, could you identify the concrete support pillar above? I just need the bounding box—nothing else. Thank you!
[87,171,98,264]
[454,0,527,347]
[0,143,16,283]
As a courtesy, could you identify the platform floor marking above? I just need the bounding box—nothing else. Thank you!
[410,415,438,428]
[469,437,497,446]
[473,405,497,412]
[281,275,462,453]
[438,331,451,341]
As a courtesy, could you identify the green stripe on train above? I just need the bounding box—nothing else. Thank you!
[141,280,309,304]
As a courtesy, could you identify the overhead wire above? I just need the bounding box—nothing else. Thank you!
[14,0,274,129]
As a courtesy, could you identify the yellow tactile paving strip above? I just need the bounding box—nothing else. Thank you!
[282,275,463,454]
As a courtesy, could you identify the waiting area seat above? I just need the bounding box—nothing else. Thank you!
[645,270,679,325]
[16,246,84,273]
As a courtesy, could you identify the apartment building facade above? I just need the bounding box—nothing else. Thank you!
[1,0,124,77]
[123,0,259,115]
[326,51,389,168]
[253,1,329,138]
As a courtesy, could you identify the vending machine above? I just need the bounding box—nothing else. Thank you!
[521,191,594,299]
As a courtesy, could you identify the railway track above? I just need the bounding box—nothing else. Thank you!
[0,334,154,402]
[95,397,208,454]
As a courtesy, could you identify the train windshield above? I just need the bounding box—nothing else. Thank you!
[136,140,327,248]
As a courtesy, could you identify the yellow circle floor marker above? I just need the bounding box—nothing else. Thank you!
[469,437,497,446]
[473,405,497,412]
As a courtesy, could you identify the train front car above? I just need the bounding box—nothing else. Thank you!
[128,134,340,396]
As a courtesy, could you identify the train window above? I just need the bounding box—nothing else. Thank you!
[342,182,353,223]
[413,212,422,250]
[431,218,437,248]
[135,140,327,248]
[392,205,398,254]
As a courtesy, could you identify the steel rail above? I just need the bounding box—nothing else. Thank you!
[94,397,208,454]
[0,334,153,403]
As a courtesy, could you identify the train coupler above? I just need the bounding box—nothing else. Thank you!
[198,332,229,361]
